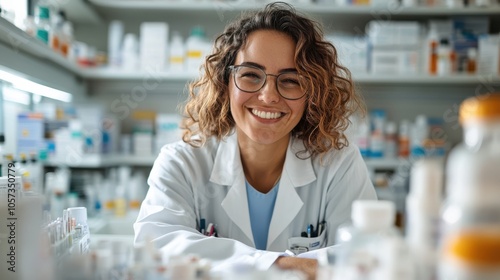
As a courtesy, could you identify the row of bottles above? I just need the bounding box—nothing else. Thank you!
[319,93,500,280]
[108,19,211,72]
[25,1,73,57]
[351,111,446,159]
[1,152,44,193]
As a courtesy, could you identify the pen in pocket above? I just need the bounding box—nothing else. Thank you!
[200,218,206,235]
[317,221,326,237]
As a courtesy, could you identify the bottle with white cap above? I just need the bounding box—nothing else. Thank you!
[67,207,90,254]
[438,93,500,280]
[406,158,444,280]
[335,200,413,280]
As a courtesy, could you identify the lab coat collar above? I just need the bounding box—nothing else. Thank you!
[212,133,316,248]
[210,133,316,187]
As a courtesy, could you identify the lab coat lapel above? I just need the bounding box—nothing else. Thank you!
[211,133,255,246]
[267,137,316,248]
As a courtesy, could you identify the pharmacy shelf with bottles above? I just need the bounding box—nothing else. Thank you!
[2,0,500,205]
[41,153,403,169]
[2,16,498,86]
[1,3,500,89]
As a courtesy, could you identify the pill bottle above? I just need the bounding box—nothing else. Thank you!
[439,93,500,280]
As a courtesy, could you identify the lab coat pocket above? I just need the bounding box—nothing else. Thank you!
[287,228,327,255]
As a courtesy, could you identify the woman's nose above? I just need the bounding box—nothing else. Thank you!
[258,76,280,104]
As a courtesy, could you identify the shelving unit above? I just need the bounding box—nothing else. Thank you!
[2,1,499,204]
[42,153,407,170]
[43,154,158,168]
[47,0,102,24]
[88,0,500,16]
[1,16,499,89]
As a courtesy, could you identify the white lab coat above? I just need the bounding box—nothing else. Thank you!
[134,132,377,271]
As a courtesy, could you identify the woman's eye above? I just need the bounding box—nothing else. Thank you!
[280,78,300,86]
[240,72,262,79]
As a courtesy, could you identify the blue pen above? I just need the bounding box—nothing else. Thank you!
[307,224,313,238]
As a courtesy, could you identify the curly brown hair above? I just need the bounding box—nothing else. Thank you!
[181,1,365,158]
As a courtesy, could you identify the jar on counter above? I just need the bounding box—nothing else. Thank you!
[439,93,500,280]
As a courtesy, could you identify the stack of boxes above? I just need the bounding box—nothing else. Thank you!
[367,21,421,75]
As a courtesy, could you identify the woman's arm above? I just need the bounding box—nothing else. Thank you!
[274,256,318,280]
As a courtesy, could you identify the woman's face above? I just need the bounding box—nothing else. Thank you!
[229,30,306,146]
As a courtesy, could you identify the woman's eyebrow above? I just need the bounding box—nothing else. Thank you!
[239,61,297,73]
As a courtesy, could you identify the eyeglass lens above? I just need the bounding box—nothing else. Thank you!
[233,66,305,100]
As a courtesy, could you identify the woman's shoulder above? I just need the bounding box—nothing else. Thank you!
[311,142,364,169]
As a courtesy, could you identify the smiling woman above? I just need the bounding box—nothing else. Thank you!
[135,2,377,280]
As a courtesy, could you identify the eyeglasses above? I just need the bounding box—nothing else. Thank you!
[228,65,307,100]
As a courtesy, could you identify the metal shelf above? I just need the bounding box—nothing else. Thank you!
[43,154,157,168]
[88,0,500,16]
[43,153,410,168]
[82,68,500,85]
[2,17,499,88]
[0,17,81,75]
[47,0,102,24]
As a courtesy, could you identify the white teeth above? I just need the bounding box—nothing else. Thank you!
[252,109,282,119]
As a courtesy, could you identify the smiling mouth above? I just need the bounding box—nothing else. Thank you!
[251,109,283,120]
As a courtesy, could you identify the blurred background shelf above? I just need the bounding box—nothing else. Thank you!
[47,0,102,24]
[43,154,157,168]
[43,154,406,169]
[88,0,500,15]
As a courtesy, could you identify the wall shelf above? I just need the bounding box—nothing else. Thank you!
[47,0,102,24]
[0,17,86,96]
[82,69,500,86]
[43,154,157,168]
[43,153,408,169]
[2,17,499,91]
[88,0,500,16]
[80,68,197,81]
[0,17,81,75]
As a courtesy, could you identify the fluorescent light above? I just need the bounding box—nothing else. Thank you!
[0,69,72,102]
[2,86,30,105]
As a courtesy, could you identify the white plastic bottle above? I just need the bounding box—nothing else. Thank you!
[108,20,124,68]
[169,31,186,72]
[407,158,444,280]
[121,33,139,71]
[185,26,208,73]
[60,21,73,58]
[398,119,410,158]
[439,93,500,280]
[369,110,386,158]
[356,117,371,157]
[437,39,451,76]
[410,115,428,157]
[385,121,398,159]
[335,200,413,280]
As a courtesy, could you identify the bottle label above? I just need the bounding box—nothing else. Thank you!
[36,29,49,44]
[443,227,500,267]
[187,50,202,58]
[170,56,184,64]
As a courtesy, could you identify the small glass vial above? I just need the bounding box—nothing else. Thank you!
[466,48,478,75]
[439,93,500,280]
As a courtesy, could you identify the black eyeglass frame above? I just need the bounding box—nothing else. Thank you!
[228,65,307,101]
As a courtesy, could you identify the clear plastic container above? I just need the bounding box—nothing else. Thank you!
[334,200,413,280]
[169,31,185,72]
[407,158,444,280]
[439,93,500,280]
